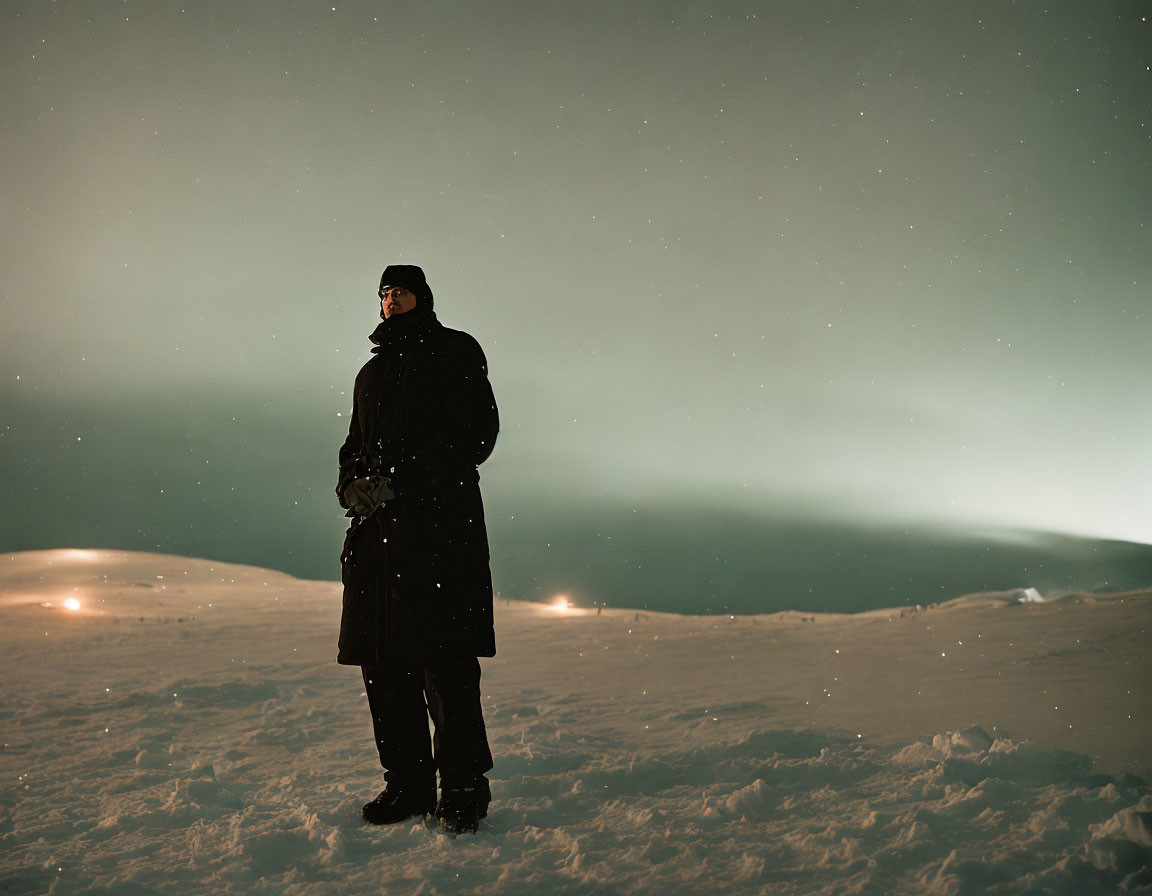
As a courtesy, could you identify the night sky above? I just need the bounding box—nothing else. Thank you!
[3,2,1150,609]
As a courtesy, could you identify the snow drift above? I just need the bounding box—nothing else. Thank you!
[1,550,1149,894]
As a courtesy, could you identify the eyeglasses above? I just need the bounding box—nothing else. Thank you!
[379,286,408,301]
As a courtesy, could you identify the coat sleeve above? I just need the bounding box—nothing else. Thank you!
[393,333,499,494]
[446,335,500,468]
[336,380,366,509]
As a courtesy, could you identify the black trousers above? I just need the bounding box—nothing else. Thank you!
[361,655,494,786]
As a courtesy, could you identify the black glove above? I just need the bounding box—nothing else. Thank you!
[342,476,395,518]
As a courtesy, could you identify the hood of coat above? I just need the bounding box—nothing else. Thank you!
[369,306,439,353]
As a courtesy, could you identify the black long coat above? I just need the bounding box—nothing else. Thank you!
[336,306,498,663]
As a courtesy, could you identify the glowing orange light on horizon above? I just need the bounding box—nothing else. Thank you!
[63,597,82,611]
[58,549,101,560]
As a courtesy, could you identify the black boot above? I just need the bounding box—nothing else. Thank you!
[436,773,491,835]
[362,770,437,825]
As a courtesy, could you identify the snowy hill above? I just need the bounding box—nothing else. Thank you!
[1,549,1150,894]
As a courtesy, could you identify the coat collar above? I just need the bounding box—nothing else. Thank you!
[369,306,438,353]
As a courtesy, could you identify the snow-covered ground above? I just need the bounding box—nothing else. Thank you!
[1,549,1149,894]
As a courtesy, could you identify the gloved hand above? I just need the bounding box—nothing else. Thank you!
[342,476,395,518]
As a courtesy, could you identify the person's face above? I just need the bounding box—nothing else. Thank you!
[379,285,418,318]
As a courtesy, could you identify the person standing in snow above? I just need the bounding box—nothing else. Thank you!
[336,264,498,835]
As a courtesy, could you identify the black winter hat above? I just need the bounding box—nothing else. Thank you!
[379,264,434,309]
